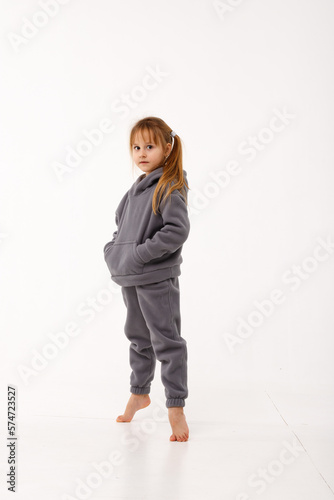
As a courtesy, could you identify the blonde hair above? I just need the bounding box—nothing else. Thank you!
[129,116,190,215]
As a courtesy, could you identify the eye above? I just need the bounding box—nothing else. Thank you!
[147,145,153,150]
[133,146,139,150]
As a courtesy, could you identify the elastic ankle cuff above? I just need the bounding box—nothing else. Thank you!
[166,398,185,408]
[131,386,150,395]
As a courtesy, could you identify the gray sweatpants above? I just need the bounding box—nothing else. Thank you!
[121,277,188,408]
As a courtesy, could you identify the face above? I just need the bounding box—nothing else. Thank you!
[132,131,172,176]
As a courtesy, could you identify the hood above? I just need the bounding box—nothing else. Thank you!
[131,166,188,196]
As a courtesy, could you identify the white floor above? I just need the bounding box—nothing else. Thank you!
[1,381,334,500]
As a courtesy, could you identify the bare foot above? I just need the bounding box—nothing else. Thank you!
[116,394,151,422]
[168,407,189,442]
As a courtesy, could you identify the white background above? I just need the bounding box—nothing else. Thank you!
[1,0,334,420]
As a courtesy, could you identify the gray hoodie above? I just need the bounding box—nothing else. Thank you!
[103,166,190,286]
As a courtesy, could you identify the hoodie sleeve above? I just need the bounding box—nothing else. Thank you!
[135,191,190,263]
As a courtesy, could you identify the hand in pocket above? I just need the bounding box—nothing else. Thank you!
[104,241,144,276]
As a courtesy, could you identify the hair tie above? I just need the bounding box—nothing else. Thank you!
[170,130,176,138]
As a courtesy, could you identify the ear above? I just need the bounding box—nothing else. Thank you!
[165,142,172,156]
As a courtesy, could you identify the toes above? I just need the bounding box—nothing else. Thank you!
[178,434,188,442]
[116,415,130,422]
[170,429,189,441]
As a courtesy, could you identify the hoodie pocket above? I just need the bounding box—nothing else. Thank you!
[104,241,144,276]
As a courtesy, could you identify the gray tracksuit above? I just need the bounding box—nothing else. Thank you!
[103,166,190,408]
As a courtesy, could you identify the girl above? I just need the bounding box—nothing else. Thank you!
[103,116,190,442]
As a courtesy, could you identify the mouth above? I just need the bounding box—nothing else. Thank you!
[140,161,148,164]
